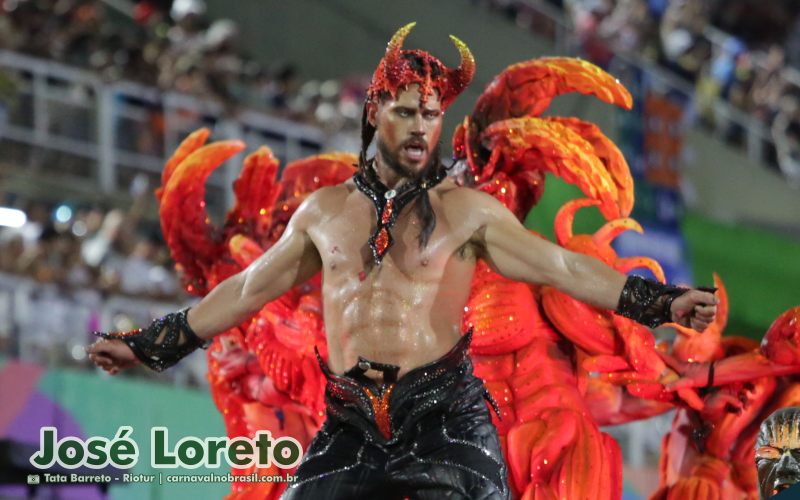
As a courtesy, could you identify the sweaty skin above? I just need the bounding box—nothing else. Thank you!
[87,85,717,380]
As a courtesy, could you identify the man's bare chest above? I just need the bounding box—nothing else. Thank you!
[308,191,477,278]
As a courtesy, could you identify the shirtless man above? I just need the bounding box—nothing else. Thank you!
[87,26,717,499]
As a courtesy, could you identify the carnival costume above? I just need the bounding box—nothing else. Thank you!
[93,21,800,500]
[282,330,508,499]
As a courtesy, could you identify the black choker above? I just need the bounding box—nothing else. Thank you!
[353,167,446,266]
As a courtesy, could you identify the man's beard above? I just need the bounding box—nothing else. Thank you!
[376,138,441,181]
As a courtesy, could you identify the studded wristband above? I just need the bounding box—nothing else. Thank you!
[93,308,209,372]
[615,275,689,329]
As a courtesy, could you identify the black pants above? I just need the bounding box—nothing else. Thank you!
[282,331,509,499]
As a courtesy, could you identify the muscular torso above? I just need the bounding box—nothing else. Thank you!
[306,177,483,381]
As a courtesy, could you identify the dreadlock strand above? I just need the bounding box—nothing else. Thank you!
[416,189,436,248]
[359,104,375,174]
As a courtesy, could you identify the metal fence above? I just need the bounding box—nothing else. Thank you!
[0,271,208,387]
[0,50,326,213]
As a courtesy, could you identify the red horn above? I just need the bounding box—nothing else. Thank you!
[444,34,475,106]
[384,22,415,84]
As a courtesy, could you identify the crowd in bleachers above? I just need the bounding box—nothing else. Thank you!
[0,189,182,301]
[483,0,800,182]
[3,0,798,296]
[0,0,366,131]
[0,0,354,378]
[5,0,800,180]
[564,1,797,125]
[0,188,214,381]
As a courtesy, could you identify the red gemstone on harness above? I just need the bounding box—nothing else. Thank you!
[375,227,389,256]
[381,200,394,224]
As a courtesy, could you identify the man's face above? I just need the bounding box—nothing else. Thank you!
[756,410,800,498]
[369,84,443,178]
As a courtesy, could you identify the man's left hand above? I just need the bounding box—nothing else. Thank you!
[670,289,718,332]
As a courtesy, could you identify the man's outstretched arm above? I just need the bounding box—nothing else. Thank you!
[468,190,717,330]
[186,197,323,340]
[87,190,324,374]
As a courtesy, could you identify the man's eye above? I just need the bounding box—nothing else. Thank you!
[424,111,440,119]
[397,109,412,117]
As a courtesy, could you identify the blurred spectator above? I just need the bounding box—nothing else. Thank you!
[200,18,246,113]
[167,0,206,54]
[0,200,49,249]
[748,45,786,124]
[570,0,616,67]
[772,93,800,185]
[694,37,746,126]
[787,15,800,71]
[271,64,301,113]
[598,0,659,58]
[0,232,25,272]
[81,208,125,268]
[658,0,711,81]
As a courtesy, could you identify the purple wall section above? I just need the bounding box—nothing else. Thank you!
[0,362,104,500]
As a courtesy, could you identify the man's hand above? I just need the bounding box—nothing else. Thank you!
[86,339,141,375]
[670,289,718,332]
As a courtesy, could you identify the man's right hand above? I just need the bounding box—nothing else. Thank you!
[86,339,141,375]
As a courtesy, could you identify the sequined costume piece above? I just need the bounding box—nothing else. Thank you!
[93,308,208,372]
[367,22,475,109]
[353,168,447,266]
[282,330,509,499]
[615,275,690,328]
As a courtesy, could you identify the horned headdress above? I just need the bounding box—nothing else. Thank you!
[366,22,475,109]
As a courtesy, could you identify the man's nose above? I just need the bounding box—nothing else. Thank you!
[410,114,425,135]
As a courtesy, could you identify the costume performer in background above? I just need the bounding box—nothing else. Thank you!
[634,295,800,499]
[87,23,720,500]
[756,407,800,499]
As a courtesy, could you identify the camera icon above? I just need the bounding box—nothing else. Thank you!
[27,475,40,485]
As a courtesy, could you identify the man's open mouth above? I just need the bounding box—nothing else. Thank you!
[403,142,427,161]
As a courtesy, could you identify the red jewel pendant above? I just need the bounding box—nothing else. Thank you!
[381,199,394,224]
[353,170,442,266]
[375,227,390,257]
[374,198,395,258]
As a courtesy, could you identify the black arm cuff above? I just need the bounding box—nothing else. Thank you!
[615,275,688,329]
[94,308,208,372]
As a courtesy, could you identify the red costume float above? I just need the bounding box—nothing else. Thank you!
[150,23,800,499]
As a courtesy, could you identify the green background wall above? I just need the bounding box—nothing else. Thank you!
[36,367,228,499]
